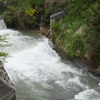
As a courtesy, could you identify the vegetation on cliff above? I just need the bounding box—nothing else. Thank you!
[3,0,44,29]
[51,0,100,65]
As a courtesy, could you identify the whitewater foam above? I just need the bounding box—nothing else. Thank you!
[75,89,100,100]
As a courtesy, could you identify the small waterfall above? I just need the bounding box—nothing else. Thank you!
[0,19,7,30]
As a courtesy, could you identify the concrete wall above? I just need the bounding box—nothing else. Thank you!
[0,61,16,100]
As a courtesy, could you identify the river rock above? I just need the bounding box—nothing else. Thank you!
[0,61,16,100]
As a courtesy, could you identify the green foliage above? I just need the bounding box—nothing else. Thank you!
[0,34,8,45]
[66,34,86,57]
[51,21,62,34]
[0,52,8,57]
[91,2,100,14]
[0,35,9,57]
[45,7,52,15]
[3,0,44,29]
[32,0,44,6]
[51,0,100,64]
[14,0,44,6]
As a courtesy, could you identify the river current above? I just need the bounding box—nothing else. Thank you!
[0,29,100,100]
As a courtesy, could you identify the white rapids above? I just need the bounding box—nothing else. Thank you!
[0,29,100,100]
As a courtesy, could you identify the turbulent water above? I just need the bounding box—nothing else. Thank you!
[0,29,100,100]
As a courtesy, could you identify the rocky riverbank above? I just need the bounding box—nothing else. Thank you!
[55,47,100,76]
[0,61,16,100]
[39,26,100,77]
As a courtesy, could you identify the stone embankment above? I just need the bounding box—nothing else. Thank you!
[0,61,16,100]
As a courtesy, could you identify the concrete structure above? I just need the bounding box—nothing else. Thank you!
[50,10,64,21]
[0,61,16,100]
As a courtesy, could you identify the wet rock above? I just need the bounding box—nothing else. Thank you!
[89,65,100,76]
[0,61,16,100]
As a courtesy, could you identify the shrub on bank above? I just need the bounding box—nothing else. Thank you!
[51,0,100,64]
[3,0,44,29]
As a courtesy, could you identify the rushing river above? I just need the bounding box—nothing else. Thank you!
[0,29,100,100]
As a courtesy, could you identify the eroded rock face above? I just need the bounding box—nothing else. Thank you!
[0,61,16,100]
